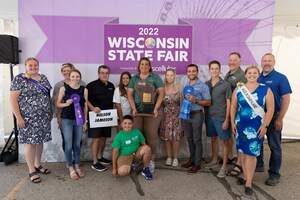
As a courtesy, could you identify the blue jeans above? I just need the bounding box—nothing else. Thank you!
[61,119,83,167]
[257,114,282,178]
[183,112,204,166]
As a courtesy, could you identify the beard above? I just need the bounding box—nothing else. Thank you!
[263,65,272,72]
[188,75,197,80]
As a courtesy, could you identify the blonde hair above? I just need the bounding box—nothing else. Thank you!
[245,65,260,74]
[25,57,39,66]
[164,69,179,93]
[61,63,75,72]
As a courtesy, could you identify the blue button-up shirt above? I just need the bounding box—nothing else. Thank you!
[185,79,211,111]
[258,69,292,112]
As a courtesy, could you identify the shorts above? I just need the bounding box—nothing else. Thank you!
[117,147,143,169]
[206,117,231,140]
[88,127,111,138]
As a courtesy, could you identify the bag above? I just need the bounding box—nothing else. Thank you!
[0,130,18,165]
[0,148,18,165]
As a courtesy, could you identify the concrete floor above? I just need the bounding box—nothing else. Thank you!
[0,140,299,200]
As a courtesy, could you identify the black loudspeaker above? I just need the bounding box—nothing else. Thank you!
[0,35,19,64]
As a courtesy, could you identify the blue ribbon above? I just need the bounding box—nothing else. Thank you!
[179,85,194,120]
[179,99,191,120]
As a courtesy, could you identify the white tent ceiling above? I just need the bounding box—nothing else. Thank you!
[1,0,300,25]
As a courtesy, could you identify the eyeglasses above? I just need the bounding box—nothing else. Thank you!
[99,72,109,75]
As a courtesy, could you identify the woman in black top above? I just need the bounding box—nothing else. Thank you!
[57,69,88,180]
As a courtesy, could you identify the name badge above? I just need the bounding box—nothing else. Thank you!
[125,140,131,145]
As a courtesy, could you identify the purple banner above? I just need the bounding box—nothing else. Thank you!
[104,19,192,74]
[182,18,259,65]
[34,16,114,63]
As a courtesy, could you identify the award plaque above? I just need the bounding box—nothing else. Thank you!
[136,80,155,104]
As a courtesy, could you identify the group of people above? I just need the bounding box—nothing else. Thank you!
[202,52,291,196]
[9,53,291,196]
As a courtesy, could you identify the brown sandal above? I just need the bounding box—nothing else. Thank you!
[35,165,51,174]
[70,171,79,180]
[76,169,85,178]
[29,171,41,184]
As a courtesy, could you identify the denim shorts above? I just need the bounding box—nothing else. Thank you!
[206,117,231,140]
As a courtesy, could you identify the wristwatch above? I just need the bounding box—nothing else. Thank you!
[195,99,199,104]
[261,123,269,128]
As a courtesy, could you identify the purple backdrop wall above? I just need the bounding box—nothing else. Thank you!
[18,0,275,162]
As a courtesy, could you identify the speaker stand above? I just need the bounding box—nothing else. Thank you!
[0,63,19,163]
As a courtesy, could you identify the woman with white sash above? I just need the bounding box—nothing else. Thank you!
[230,65,274,196]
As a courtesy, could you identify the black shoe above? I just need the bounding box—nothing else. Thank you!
[181,161,194,168]
[91,162,107,172]
[255,166,264,172]
[265,177,280,186]
[237,178,246,185]
[245,187,253,196]
[98,157,112,165]
[187,165,201,173]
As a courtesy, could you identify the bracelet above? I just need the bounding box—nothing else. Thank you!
[261,123,269,128]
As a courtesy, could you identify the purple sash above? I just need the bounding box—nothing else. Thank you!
[18,73,50,97]
[71,94,85,125]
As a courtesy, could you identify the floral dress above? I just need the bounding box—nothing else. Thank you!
[159,91,182,141]
[235,84,268,156]
[10,74,52,144]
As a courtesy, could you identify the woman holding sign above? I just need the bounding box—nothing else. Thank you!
[10,57,52,183]
[230,65,274,195]
[57,69,88,180]
[127,57,164,173]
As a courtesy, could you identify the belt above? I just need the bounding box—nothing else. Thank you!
[190,110,203,115]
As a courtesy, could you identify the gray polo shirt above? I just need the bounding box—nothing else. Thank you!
[224,67,246,91]
[205,78,232,119]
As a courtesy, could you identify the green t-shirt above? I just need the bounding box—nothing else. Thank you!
[128,72,164,113]
[112,128,146,156]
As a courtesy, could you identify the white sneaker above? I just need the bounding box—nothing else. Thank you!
[172,159,178,167]
[217,168,228,178]
[165,158,172,166]
[149,160,155,173]
[205,162,219,169]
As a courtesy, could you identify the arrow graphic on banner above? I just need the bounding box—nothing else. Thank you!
[181,18,259,65]
[33,16,115,63]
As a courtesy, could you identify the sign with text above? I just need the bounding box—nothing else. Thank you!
[104,19,193,74]
[89,109,118,128]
